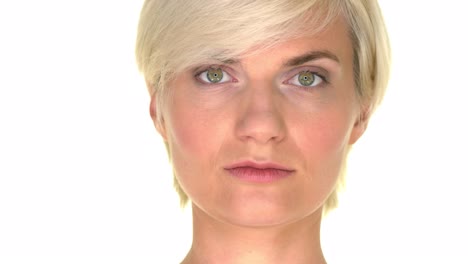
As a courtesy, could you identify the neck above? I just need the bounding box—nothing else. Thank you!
[181,205,326,264]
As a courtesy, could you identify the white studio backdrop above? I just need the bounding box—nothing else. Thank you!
[0,1,467,263]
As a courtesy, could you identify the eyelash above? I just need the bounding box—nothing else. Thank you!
[194,66,329,89]
[285,71,328,89]
[195,66,236,85]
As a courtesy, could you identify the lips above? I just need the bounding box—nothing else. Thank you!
[224,161,294,183]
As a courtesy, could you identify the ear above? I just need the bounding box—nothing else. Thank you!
[147,81,168,141]
[348,106,370,145]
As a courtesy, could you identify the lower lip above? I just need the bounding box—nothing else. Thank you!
[225,167,293,183]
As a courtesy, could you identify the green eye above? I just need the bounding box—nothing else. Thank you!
[206,68,223,83]
[298,71,315,86]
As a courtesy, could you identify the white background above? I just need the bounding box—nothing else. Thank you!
[1,1,467,263]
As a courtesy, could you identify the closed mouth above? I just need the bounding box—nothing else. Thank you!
[224,160,295,183]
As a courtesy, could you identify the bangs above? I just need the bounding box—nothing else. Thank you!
[137,0,345,87]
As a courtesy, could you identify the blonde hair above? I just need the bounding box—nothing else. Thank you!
[135,0,391,213]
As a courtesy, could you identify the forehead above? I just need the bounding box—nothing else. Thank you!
[169,13,354,82]
[226,16,352,70]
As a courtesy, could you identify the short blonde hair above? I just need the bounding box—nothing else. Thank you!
[135,0,391,213]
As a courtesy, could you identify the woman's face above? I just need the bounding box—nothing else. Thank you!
[152,17,367,227]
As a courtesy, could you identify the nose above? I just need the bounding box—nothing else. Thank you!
[235,84,286,145]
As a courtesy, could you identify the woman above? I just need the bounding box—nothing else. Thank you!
[136,0,390,263]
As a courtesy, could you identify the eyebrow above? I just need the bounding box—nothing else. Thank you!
[284,50,340,67]
[220,59,238,65]
[213,50,340,68]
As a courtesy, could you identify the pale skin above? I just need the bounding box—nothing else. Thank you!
[149,17,369,264]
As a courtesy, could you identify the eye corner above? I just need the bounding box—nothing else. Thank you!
[195,67,237,85]
[285,70,327,88]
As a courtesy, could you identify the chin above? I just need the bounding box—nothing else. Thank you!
[209,194,324,228]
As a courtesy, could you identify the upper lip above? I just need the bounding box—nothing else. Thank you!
[224,160,295,171]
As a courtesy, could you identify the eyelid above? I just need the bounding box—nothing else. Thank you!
[283,66,329,85]
[194,65,238,84]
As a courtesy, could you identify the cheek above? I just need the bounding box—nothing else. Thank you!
[163,105,211,197]
[299,110,353,193]
[295,107,354,197]
[169,113,201,152]
[166,107,209,160]
[164,95,229,173]
[300,109,354,158]
[163,84,227,158]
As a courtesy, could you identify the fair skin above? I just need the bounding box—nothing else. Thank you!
[150,17,368,264]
